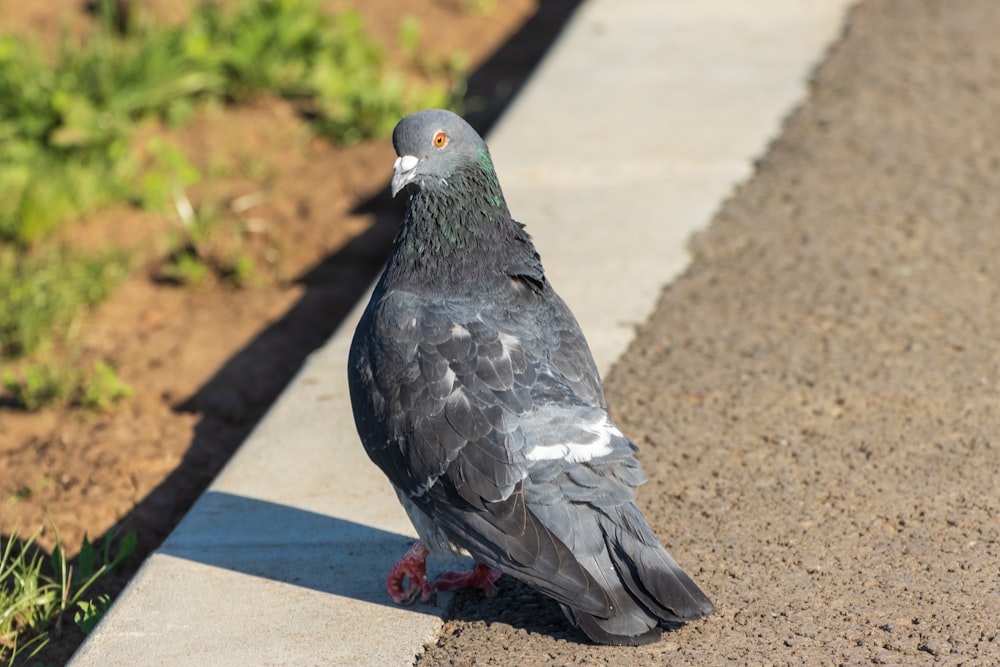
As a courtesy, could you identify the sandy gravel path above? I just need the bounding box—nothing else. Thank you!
[418,1,1000,664]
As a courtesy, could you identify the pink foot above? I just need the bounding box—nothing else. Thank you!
[433,562,503,598]
[386,543,504,605]
[387,542,434,604]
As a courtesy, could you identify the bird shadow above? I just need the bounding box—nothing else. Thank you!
[445,574,691,645]
[156,491,415,607]
[446,573,588,643]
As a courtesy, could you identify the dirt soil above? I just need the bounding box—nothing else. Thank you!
[0,0,577,663]
[417,1,1000,665]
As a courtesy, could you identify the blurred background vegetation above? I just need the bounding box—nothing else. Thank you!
[0,0,464,413]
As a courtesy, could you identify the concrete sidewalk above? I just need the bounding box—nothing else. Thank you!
[69,2,852,665]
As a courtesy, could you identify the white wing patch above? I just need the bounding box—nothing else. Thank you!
[525,415,622,463]
[498,332,520,359]
[442,366,457,391]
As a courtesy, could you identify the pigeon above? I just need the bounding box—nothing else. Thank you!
[347,109,714,645]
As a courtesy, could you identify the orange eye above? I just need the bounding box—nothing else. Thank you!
[433,131,448,148]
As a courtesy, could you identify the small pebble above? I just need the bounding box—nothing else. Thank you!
[919,638,952,656]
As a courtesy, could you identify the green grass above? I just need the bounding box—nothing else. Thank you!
[2,359,133,412]
[156,196,262,289]
[0,522,136,665]
[0,0,458,246]
[0,0,464,411]
[0,245,129,360]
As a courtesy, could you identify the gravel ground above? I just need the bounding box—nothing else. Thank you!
[417,1,1000,664]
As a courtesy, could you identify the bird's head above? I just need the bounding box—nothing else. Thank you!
[390,109,491,198]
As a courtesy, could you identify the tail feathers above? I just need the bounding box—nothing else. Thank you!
[561,603,662,646]
[607,535,716,621]
[562,509,714,645]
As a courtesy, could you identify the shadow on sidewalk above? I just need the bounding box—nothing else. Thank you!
[158,492,415,605]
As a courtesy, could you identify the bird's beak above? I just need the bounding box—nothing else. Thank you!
[391,155,420,197]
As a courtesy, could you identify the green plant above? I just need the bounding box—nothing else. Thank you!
[0,529,48,664]
[222,252,258,288]
[0,5,221,246]
[0,246,128,360]
[132,137,202,211]
[1,0,458,246]
[79,360,133,411]
[0,523,136,664]
[461,0,498,15]
[1,363,70,412]
[3,358,133,412]
[73,594,111,635]
[155,190,266,289]
[195,2,459,144]
[159,249,210,287]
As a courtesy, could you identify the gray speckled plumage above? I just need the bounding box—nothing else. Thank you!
[347,109,714,645]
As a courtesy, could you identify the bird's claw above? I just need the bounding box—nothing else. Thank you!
[387,542,435,605]
[432,562,503,598]
[387,543,504,605]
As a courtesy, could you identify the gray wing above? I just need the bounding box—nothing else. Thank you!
[347,287,713,638]
[348,287,619,610]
